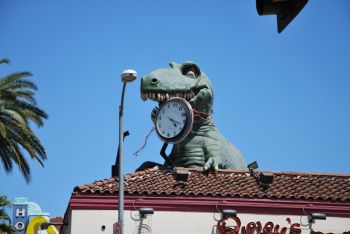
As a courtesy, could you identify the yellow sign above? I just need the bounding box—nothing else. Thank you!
[25,216,58,234]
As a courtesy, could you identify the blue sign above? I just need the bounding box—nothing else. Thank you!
[12,204,28,234]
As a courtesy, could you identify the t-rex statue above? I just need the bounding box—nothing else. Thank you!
[138,61,246,171]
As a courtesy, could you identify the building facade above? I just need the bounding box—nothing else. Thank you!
[61,168,350,234]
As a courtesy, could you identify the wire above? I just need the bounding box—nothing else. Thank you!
[132,127,155,157]
[213,203,222,221]
[299,205,310,227]
[130,201,140,221]
[192,108,215,127]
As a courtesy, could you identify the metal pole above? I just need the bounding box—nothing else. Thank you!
[118,82,127,234]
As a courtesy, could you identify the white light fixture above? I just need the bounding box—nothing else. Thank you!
[121,69,137,83]
[221,209,237,218]
[139,208,154,218]
[309,213,327,223]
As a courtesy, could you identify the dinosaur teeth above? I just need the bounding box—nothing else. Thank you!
[141,91,195,102]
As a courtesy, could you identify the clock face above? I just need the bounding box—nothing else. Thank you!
[155,98,193,143]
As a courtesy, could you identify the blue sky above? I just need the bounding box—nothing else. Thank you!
[1,1,349,217]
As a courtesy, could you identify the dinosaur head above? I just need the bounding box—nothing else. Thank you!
[141,62,213,113]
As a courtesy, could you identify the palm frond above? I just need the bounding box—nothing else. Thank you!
[0,210,10,221]
[9,90,36,104]
[3,119,47,161]
[0,58,10,65]
[0,223,15,234]
[0,99,48,127]
[0,146,13,173]
[9,143,31,182]
[0,72,33,89]
[0,59,47,183]
[0,195,11,206]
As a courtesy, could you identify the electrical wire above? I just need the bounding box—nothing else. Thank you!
[132,127,155,157]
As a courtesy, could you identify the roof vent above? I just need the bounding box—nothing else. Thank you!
[174,168,189,182]
[259,172,274,187]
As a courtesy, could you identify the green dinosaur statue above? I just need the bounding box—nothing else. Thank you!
[138,62,246,171]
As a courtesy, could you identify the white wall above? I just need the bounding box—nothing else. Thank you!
[69,209,350,234]
[70,210,116,234]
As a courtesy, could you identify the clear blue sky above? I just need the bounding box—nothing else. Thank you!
[1,1,349,217]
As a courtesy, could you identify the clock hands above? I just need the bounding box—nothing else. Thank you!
[165,115,182,125]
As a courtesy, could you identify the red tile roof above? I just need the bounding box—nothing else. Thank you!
[73,168,350,202]
[49,217,64,232]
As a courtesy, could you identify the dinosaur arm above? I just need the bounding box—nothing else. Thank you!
[190,86,213,114]
[203,140,224,171]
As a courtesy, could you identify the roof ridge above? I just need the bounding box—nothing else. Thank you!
[171,167,350,177]
[269,171,350,177]
[125,167,160,180]
[76,168,350,188]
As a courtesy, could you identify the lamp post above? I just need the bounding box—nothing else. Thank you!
[117,69,137,234]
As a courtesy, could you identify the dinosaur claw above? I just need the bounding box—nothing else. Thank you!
[151,106,159,123]
[204,157,220,173]
[214,164,219,171]
[204,157,215,171]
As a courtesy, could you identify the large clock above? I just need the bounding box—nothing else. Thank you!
[155,98,194,143]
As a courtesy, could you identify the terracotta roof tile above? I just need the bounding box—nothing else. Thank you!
[73,168,350,202]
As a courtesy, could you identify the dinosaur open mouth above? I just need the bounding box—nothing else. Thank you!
[141,90,195,102]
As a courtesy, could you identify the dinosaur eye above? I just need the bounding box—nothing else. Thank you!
[182,63,201,78]
[185,70,196,78]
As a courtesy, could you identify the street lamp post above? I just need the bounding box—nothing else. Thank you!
[117,69,137,234]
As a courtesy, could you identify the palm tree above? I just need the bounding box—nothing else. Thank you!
[0,195,14,234]
[0,59,48,182]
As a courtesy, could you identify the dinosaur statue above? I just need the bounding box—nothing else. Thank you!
[138,61,246,171]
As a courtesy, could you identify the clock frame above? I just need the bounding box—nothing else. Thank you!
[155,98,194,143]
